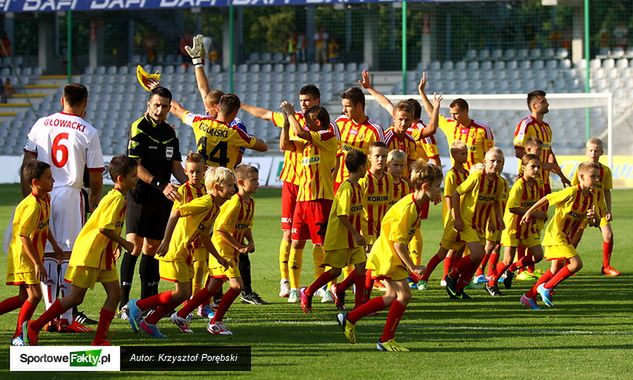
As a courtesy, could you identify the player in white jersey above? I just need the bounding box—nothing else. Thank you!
[21,83,104,332]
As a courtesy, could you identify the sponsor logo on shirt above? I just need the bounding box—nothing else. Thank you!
[302,156,321,166]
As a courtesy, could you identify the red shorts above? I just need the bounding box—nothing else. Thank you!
[291,199,332,245]
[281,181,299,231]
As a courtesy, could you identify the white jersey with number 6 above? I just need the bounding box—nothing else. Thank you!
[24,112,104,189]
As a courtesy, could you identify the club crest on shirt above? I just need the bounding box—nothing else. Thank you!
[166,146,174,159]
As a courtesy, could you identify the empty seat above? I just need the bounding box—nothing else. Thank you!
[602,58,615,70]
[442,61,454,70]
[492,49,503,60]
[478,49,491,60]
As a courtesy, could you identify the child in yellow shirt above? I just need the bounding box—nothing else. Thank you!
[23,156,137,346]
[2,160,59,346]
[337,160,443,352]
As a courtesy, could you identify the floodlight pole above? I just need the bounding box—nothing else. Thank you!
[67,10,72,83]
[229,0,235,93]
[401,0,407,95]
[583,0,590,140]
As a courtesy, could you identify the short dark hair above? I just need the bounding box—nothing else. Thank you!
[370,141,388,150]
[305,105,330,130]
[234,164,259,179]
[299,84,320,99]
[63,83,88,107]
[108,155,138,180]
[405,98,422,120]
[449,98,469,111]
[345,150,367,173]
[23,160,51,184]
[149,86,172,102]
[527,90,546,110]
[341,87,365,109]
[218,94,241,115]
[185,152,205,164]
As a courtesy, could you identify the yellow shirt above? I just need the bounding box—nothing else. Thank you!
[7,194,50,275]
[456,170,506,234]
[571,162,611,215]
[367,194,425,271]
[542,185,597,246]
[407,121,440,163]
[384,127,419,162]
[212,193,255,260]
[183,112,257,169]
[439,115,494,170]
[390,179,411,207]
[513,115,553,187]
[335,115,384,183]
[70,189,126,270]
[297,129,338,201]
[442,167,469,224]
[359,171,394,243]
[323,180,366,251]
[272,111,306,186]
[159,195,220,263]
[503,177,543,241]
[172,182,206,249]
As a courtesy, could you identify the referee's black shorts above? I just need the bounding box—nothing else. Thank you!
[126,183,173,241]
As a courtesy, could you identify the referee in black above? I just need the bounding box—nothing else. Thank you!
[119,86,187,318]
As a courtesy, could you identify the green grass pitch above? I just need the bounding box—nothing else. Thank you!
[1,184,632,379]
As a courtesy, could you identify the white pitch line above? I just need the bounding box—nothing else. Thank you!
[235,319,633,336]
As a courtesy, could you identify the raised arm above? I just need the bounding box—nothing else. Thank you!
[359,69,394,115]
[419,93,442,138]
[169,99,188,120]
[418,72,434,117]
[280,101,311,141]
[241,103,274,121]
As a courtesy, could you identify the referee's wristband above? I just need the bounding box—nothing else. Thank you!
[150,177,165,191]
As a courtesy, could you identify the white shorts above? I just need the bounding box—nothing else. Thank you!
[46,186,84,253]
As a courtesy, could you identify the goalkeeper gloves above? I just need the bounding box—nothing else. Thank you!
[185,34,205,66]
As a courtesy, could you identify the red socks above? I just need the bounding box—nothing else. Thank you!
[93,308,115,342]
[380,300,406,343]
[421,254,443,282]
[32,299,66,332]
[544,266,574,290]
[353,272,366,308]
[306,271,337,297]
[0,295,24,316]
[477,252,491,277]
[136,291,174,311]
[211,288,240,323]
[178,286,214,318]
[525,270,555,299]
[444,253,460,278]
[15,300,38,338]
[347,296,386,324]
[488,262,509,287]
[602,241,614,268]
[509,255,535,273]
[487,252,499,278]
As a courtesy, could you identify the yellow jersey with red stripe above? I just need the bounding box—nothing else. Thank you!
[407,121,440,163]
[442,166,469,223]
[159,195,220,263]
[513,116,553,187]
[7,194,50,276]
[70,189,126,270]
[359,171,394,244]
[297,129,338,202]
[172,182,206,249]
[542,185,597,246]
[335,115,384,183]
[323,180,367,251]
[390,179,411,207]
[182,112,257,169]
[502,177,544,242]
[456,170,506,235]
[212,193,255,261]
[571,162,611,215]
[272,111,306,186]
[439,116,494,170]
[384,127,419,162]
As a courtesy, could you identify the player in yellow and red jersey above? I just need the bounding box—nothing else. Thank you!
[280,101,338,304]
[514,90,571,194]
[335,86,384,190]
[240,85,340,301]
[359,70,441,167]
[571,138,620,276]
[419,74,495,170]
[520,161,601,309]
[170,94,268,169]
[418,141,469,290]
[444,148,506,300]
